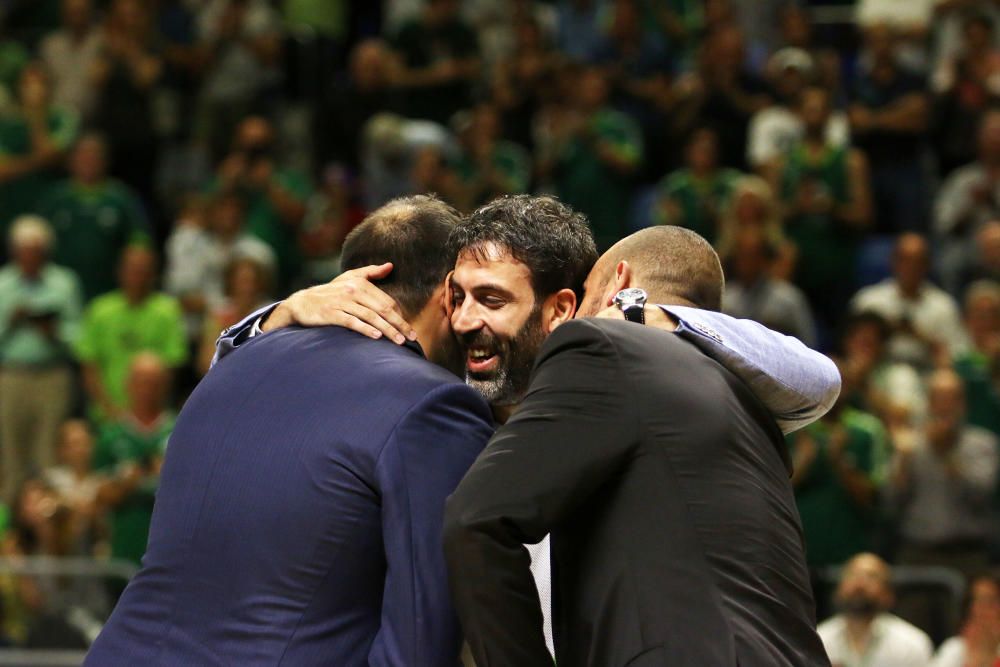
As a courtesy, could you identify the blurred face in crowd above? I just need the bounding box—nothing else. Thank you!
[686,129,719,173]
[865,23,895,63]
[225,258,267,303]
[979,222,1000,271]
[610,0,640,42]
[799,87,831,137]
[891,233,929,294]
[964,18,994,55]
[966,577,1000,630]
[127,353,170,413]
[780,6,812,48]
[58,420,93,472]
[18,64,50,108]
[350,40,389,90]
[449,244,548,407]
[926,371,966,447]
[843,318,888,370]
[964,287,1000,348]
[70,135,108,185]
[576,68,609,113]
[110,0,147,35]
[773,64,809,104]
[835,553,893,619]
[118,246,157,301]
[211,195,246,239]
[62,0,92,33]
[13,237,47,277]
[234,116,275,156]
[425,0,459,26]
[731,232,771,285]
[979,112,1000,164]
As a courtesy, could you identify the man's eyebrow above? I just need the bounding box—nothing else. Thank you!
[470,283,517,299]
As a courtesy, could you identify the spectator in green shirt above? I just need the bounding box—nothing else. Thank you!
[0,62,79,247]
[0,215,82,502]
[211,116,312,290]
[451,103,531,208]
[788,361,890,567]
[391,0,480,125]
[42,133,150,302]
[954,280,1000,438]
[94,353,175,565]
[542,66,643,251]
[76,246,187,421]
[653,127,743,244]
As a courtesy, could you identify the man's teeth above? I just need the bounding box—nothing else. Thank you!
[469,348,494,360]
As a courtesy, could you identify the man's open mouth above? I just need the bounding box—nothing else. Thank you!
[466,346,499,374]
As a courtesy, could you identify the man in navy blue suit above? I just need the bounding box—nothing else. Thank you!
[85,195,495,666]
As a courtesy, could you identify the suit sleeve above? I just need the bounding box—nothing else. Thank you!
[664,306,841,434]
[368,383,495,667]
[443,320,638,667]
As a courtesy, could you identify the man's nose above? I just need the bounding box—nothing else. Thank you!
[452,301,484,334]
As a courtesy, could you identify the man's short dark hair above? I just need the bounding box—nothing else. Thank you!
[447,195,599,303]
[341,195,461,318]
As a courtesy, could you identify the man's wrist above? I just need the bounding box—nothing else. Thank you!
[260,302,291,333]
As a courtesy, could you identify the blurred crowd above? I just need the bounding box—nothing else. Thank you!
[0,0,998,661]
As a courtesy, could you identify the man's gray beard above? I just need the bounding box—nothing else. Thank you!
[465,368,525,406]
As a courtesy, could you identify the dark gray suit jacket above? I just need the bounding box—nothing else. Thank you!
[444,318,831,667]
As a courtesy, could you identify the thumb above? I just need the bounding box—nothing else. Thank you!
[347,262,393,281]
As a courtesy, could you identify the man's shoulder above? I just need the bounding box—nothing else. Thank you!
[540,318,692,367]
[86,291,125,316]
[878,613,933,649]
[244,326,468,396]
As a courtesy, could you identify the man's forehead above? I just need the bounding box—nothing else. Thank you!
[452,242,533,286]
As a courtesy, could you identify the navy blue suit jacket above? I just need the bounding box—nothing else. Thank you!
[86,326,495,666]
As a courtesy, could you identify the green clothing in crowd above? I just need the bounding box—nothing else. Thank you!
[208,170,312,290]
[955,352,1000,437]
[0,106,79,234]
[653,167,742,244]
[284,0,347,40]
[453,141,532,205]
[0,264,81,366]
[42,180,149,301]
[780,143,857,299]
[93,413,175,565]
[555,109,643,252]
[75,291,187,412]
[791,408,890,567]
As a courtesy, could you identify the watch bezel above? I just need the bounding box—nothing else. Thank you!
[613,288,648,307]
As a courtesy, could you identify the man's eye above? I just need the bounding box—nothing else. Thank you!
[483,297,506,309]
[451,292,464,305]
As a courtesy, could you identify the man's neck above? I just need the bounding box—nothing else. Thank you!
[844,614,877,655]
[491,404,516,424]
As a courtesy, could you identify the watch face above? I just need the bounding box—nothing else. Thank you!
[614,288,648,306]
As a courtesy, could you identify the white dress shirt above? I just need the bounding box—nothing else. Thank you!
[818,613,934,667]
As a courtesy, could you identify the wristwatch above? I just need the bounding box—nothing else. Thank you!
[613,288,648,324]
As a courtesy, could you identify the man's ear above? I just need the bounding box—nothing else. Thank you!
[604,260,633,307]
[543,288,577,333]
[443,271,455,318]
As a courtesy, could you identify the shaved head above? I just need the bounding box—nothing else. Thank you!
[584,226,725,315]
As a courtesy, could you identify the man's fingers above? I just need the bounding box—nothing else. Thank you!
[331,312,385,341]
[352,282,416,341]
[338,301,408,345]
[349,262,394,281]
